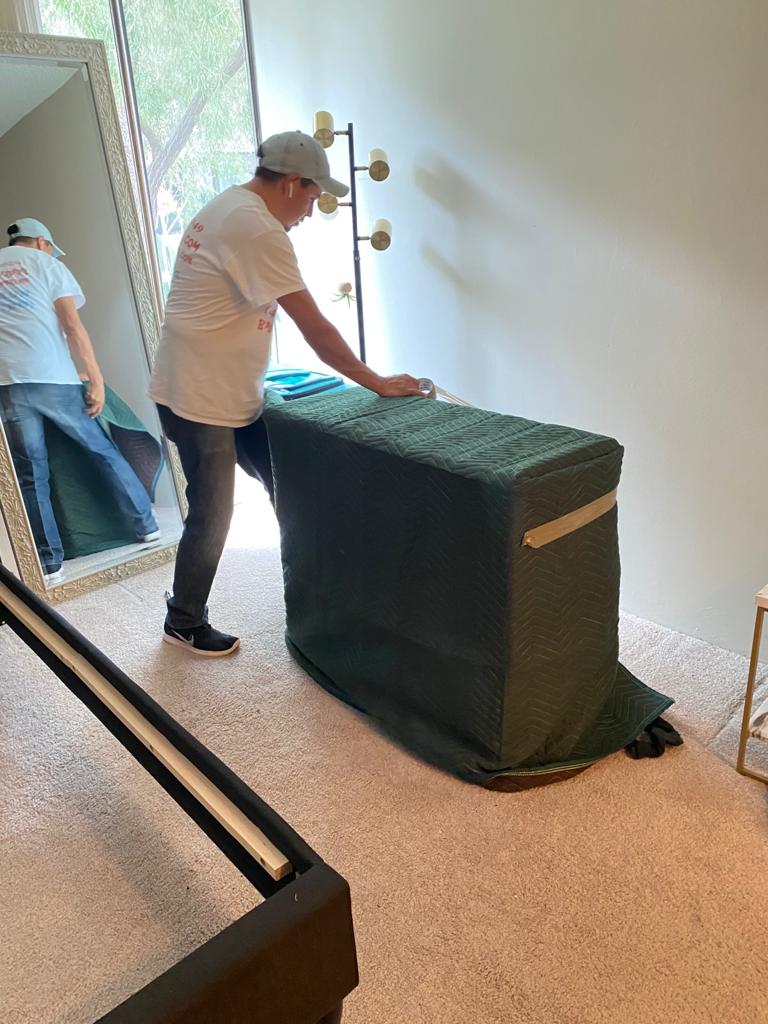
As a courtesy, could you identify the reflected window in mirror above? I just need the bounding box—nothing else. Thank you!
[37,0,148,248]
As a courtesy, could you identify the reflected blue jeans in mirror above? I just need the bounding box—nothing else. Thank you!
[157,404,274,631]
[0,382,158,574]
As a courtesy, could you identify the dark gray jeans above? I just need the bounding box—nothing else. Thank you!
[157,404,273,631]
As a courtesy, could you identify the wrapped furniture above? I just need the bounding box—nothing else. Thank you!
[265,389,673,789]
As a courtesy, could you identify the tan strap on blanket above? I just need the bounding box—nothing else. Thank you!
[434,386,472,406]
[522,489,618,549]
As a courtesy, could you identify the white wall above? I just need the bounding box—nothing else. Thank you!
[248,0,768,655]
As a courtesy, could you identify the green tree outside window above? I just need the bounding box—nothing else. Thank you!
[39,0,257,292]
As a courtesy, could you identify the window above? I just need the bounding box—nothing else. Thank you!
[39,0,258,297]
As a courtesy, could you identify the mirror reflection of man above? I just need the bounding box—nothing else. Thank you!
[150,130,427,657]
[0,218,159,582]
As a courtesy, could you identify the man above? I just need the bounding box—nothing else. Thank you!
[149,130,426,657]
[0,218,159,581]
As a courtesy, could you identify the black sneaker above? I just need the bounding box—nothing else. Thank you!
[163,622,240,657]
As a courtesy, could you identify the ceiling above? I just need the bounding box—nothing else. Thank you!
[0,59,80,139]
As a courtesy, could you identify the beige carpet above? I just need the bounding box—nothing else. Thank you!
[2,479,768,1024]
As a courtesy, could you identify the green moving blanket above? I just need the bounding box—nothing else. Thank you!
[45,385,164,560]
[263,389,672,786]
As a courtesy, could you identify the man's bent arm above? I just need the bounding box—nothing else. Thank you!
[54,296,105,415]
[278,289,423,397]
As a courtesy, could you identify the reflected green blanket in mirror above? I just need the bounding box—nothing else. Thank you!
[264,389,672,785]
[45,385,164,561]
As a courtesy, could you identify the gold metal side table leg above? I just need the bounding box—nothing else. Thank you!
[736,605,766,782]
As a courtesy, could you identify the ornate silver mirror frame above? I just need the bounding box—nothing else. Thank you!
[0,30,186,602]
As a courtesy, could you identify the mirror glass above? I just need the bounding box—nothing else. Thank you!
[0,48,183,594]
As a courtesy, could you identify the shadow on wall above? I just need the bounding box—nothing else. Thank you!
[400,3,768,322]
[413,156,550,404]
[411,153,573,405]
[415,159,512,299]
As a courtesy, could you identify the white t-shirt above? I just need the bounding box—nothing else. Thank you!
[0,246,83,386]
[148,186,306,427]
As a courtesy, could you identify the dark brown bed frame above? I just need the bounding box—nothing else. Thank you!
[0,564,358,1024]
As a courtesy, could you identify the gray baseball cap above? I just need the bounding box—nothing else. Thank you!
[258,131,349,198]
[7,217,65,258]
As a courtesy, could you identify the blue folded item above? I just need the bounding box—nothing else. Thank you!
[265,368,347,401]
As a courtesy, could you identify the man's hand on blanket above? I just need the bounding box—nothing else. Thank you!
[373,374,429,398]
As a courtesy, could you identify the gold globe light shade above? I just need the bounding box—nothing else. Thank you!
[370,218,392,251]
[318,192,339,215]
[368,148,390,181]
[313,110,335,148]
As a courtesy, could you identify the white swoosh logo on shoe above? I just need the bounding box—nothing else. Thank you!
[169,629,194,645]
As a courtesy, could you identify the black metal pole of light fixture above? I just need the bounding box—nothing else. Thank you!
[345,123,367,364]
[316,113,391,364]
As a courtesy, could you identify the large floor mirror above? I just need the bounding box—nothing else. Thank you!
[0,31,184,600]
